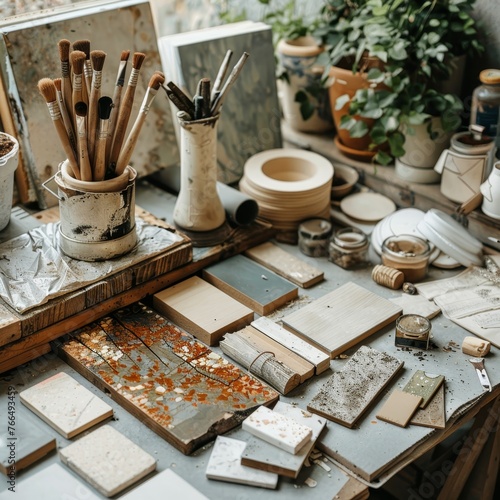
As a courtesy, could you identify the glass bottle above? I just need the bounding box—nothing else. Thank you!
[471,69,500,137]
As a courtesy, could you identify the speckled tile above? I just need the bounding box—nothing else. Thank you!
[20,372,113,438]
[59,425,156,497]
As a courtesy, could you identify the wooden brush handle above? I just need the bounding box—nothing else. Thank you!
[106,85,123,166]
[93,120,108,181]
[115,113,145,176]
[87,71,102,167]
[76,115,92,181]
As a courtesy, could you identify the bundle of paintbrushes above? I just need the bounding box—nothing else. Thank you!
[37,39,165,182]
[163,50,249,121]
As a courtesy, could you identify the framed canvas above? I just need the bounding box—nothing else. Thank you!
[0,0,179,208]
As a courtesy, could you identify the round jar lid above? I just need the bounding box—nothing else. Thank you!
[479,69,500,84]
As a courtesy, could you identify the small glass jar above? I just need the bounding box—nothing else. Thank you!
[298,218,332,257]
[381,234,431,282]
[328,226,369,269]
[471,69,500,137]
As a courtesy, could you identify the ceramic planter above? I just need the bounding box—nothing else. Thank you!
[0,132,19,231]
[277,36,333,133]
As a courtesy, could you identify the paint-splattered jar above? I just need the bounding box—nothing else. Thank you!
[298,218,332,257]
[328,226,369,269]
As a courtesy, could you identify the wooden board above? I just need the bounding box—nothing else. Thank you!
[282,282,402,358]
[229,326,314,383]
[202,254,299,315]
[0,406,56,475]
[251,316,331,375]
[307,346,404,428]
[4,463,101,500]
[0,304,21,348]
[205,436,278,489]
[242,405,313,455]
[54,304,279,455]
[244,242,324,288]
[241,401,327,478]
[153,276,254,346]
[59,425,156,497]
[20,372,113,439]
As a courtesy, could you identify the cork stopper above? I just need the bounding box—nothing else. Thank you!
[372,264,405,290]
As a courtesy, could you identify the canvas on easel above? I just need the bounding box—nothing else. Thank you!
[157,21,282,184]
[0,0,179,208]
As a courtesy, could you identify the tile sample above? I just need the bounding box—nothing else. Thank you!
[411,383,446,429]
[251,316,331,374]
[59,425,156,497]
[153,276,254,346]
[376,390,423,428]
[389,293,441,319]
[242,405,313,454]
[206,436,278,489]
[308,345,404,428]
[282,282,402,358]
[0,463,101,500]
[19,372,113,438]
[55,304,279,455]
[241,401,327,478]
[120,468,208,500]
[202,254,299,315]
[0,406,55,475]
[403,371,445,408]
[244,241,324,288]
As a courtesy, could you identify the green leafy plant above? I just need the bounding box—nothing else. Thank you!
[316,0,484,164]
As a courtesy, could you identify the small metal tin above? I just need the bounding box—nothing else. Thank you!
[395,314,432,350]
[298,218,332,257]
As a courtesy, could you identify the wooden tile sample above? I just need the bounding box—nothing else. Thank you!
[251,316,331,374]
[19,372,113,438]
[0,406,55,475]
[227,326,314,383]
[121,469,208,500]
[202,254,299,315]
[2,463,101,500]
[55,304,279,455]
[153,276,254,346]
[242,405,313,454]
[403,371,445,408]
[307,346,404,428]
[282,282,402,358]
[411,383,446,429]
[389,294,441,319]
[59,425,156,497]
[376,390,422,428]
[206,436,278,489]
[244,242,324,288]
[241,401,327,478]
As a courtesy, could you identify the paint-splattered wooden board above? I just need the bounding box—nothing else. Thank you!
[54,304,279,455]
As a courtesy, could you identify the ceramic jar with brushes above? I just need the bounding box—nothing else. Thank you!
[39,43,164,261]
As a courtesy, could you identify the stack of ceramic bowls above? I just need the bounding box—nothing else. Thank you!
[239,149,334,232]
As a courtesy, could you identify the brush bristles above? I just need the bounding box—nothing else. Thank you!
[58,39,70,62]
[91,50,106,72]
[149,72,165,91]
[75,101,88,117]
[132,52,146,70]
[53,78,62,92]
[73,39,90,59]
[98,96,113,120]
[70,51,86,75]
[121,50,130,62]
[38,78,57,103]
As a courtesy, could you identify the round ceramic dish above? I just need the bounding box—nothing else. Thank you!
[340,192,396,222]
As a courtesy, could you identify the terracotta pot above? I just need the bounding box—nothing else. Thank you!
[277,36,333,133]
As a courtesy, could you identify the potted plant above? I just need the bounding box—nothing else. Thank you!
[315,0,483,166]
[0,131,19,231]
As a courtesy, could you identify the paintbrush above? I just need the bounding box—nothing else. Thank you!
[37,78,80,179]
[74,101,92,182]
[93,96,113,181]
[58,39,73,125]
[199,77,211,118]
[70,50,87,129]
[211,52,250,116]
[54,77,77,156]
[106,50,130,166]
[162,85,193,119]
[73,39,91,102]
[115,72,165,176]
[108,52,146,171]
[87,50,106,165]
[211,49,232,104]
[166,81,195,117]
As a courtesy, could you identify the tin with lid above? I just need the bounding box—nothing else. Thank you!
[298,218,332,257]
